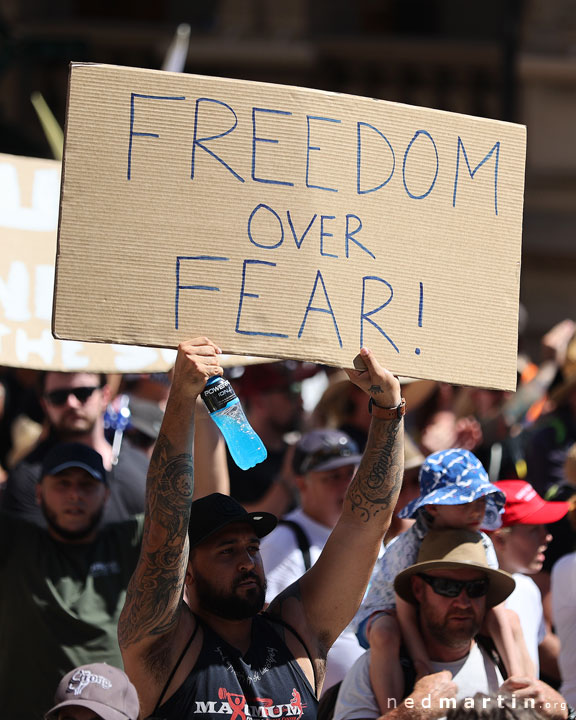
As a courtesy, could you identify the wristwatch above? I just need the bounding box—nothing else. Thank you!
[368,397,406,420]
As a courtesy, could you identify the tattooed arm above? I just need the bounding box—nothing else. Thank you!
[268,347,404,657]
[118,338,222,705]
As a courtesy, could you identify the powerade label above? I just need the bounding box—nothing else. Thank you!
[201,377,237,413]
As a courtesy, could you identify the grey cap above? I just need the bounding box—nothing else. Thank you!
[45,663,139,720]
[292,429,362,475]
[127,395,164,439]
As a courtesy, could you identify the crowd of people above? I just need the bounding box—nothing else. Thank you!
[0,317,575,720]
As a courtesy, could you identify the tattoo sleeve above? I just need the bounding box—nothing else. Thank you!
[118,432,194,650]
[346,416,404,523]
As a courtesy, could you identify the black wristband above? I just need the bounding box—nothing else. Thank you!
[368,397,406,420]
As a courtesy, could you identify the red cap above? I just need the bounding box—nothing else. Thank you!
[495,480,569,527]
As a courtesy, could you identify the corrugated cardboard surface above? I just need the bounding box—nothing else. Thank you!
[54,64,526,390]
[0,153,174,371]
[0,152,255,372]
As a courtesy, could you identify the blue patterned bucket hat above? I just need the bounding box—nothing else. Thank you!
[397,448,505,530]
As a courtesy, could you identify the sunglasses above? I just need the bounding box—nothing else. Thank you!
[417,573,488,599]
[44,386,101,407]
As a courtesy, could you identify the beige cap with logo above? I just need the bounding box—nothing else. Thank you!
[45,663,139,720]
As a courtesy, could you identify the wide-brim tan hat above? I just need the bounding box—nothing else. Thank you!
[549,330,576,406]
[404,434,425,471]
[394,529,515,608]
[397,377,437,410]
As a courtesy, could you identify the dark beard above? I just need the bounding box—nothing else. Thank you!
[57,423,97,440]
[427,613,481,649]
[41,498,104,542]
[194,569,267,620]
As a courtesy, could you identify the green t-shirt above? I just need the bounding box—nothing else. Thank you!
[0,512,143,720]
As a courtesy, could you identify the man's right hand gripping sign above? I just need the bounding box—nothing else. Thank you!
[118,338,404,720]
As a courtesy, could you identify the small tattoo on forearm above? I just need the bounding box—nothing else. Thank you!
[347,419,403,521]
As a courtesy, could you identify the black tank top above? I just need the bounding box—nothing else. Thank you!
[156,615,319,720]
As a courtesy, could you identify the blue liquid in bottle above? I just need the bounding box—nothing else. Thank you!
[201,376,267,470]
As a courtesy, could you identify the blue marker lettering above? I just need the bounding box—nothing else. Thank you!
[452,137,500,216]
[252,108,294,186]
[357,122,395,194]
[402,130,439,200]
[298,270,342,347]
[360,276,399,352]
[418,281,424,327]
[191,98,244,182]
[247,204,284,249]
[175,256,229,329]
[345,214,375,259]
[320,216,337,258]
[128,93,186,180]
[287,211,317,250]
[236,259,288,337]
[306,116,341,192]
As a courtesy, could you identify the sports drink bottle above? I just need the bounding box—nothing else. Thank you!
[201,375,267,470]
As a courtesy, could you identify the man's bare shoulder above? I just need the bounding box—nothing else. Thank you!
[123,605,200,716]
[267,580,308,639]
[267,581,330,687]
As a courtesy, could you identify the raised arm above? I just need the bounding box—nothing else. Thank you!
[118,338,222,692]
[269,347,404,652]
[193,396,230,499]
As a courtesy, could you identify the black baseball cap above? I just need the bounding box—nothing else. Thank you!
[188,493,277,548]
[41,443,107,484]
[292,429,362,475]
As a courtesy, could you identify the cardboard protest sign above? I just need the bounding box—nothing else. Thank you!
[0,152,176,371]
[0,153,269,372]
[54,63,526,390]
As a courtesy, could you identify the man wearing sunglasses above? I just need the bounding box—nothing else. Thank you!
[1,371,149,526]
[334,529,570,720]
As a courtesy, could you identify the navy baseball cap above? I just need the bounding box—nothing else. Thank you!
[292,429,362,475]
[41,443,107,484]
[188,493,277,548]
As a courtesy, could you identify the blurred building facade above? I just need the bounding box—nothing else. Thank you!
[1,0,574,356]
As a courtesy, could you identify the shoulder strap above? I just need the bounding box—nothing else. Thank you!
[476,634,508,680]
[150,617,200,716]
[278,519,312,571]
[400,637,506,701]
[261,611,319,695]
[398,647,417,698]
[316,680,341,720]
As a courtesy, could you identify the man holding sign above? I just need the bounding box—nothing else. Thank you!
[118,337,404,719]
